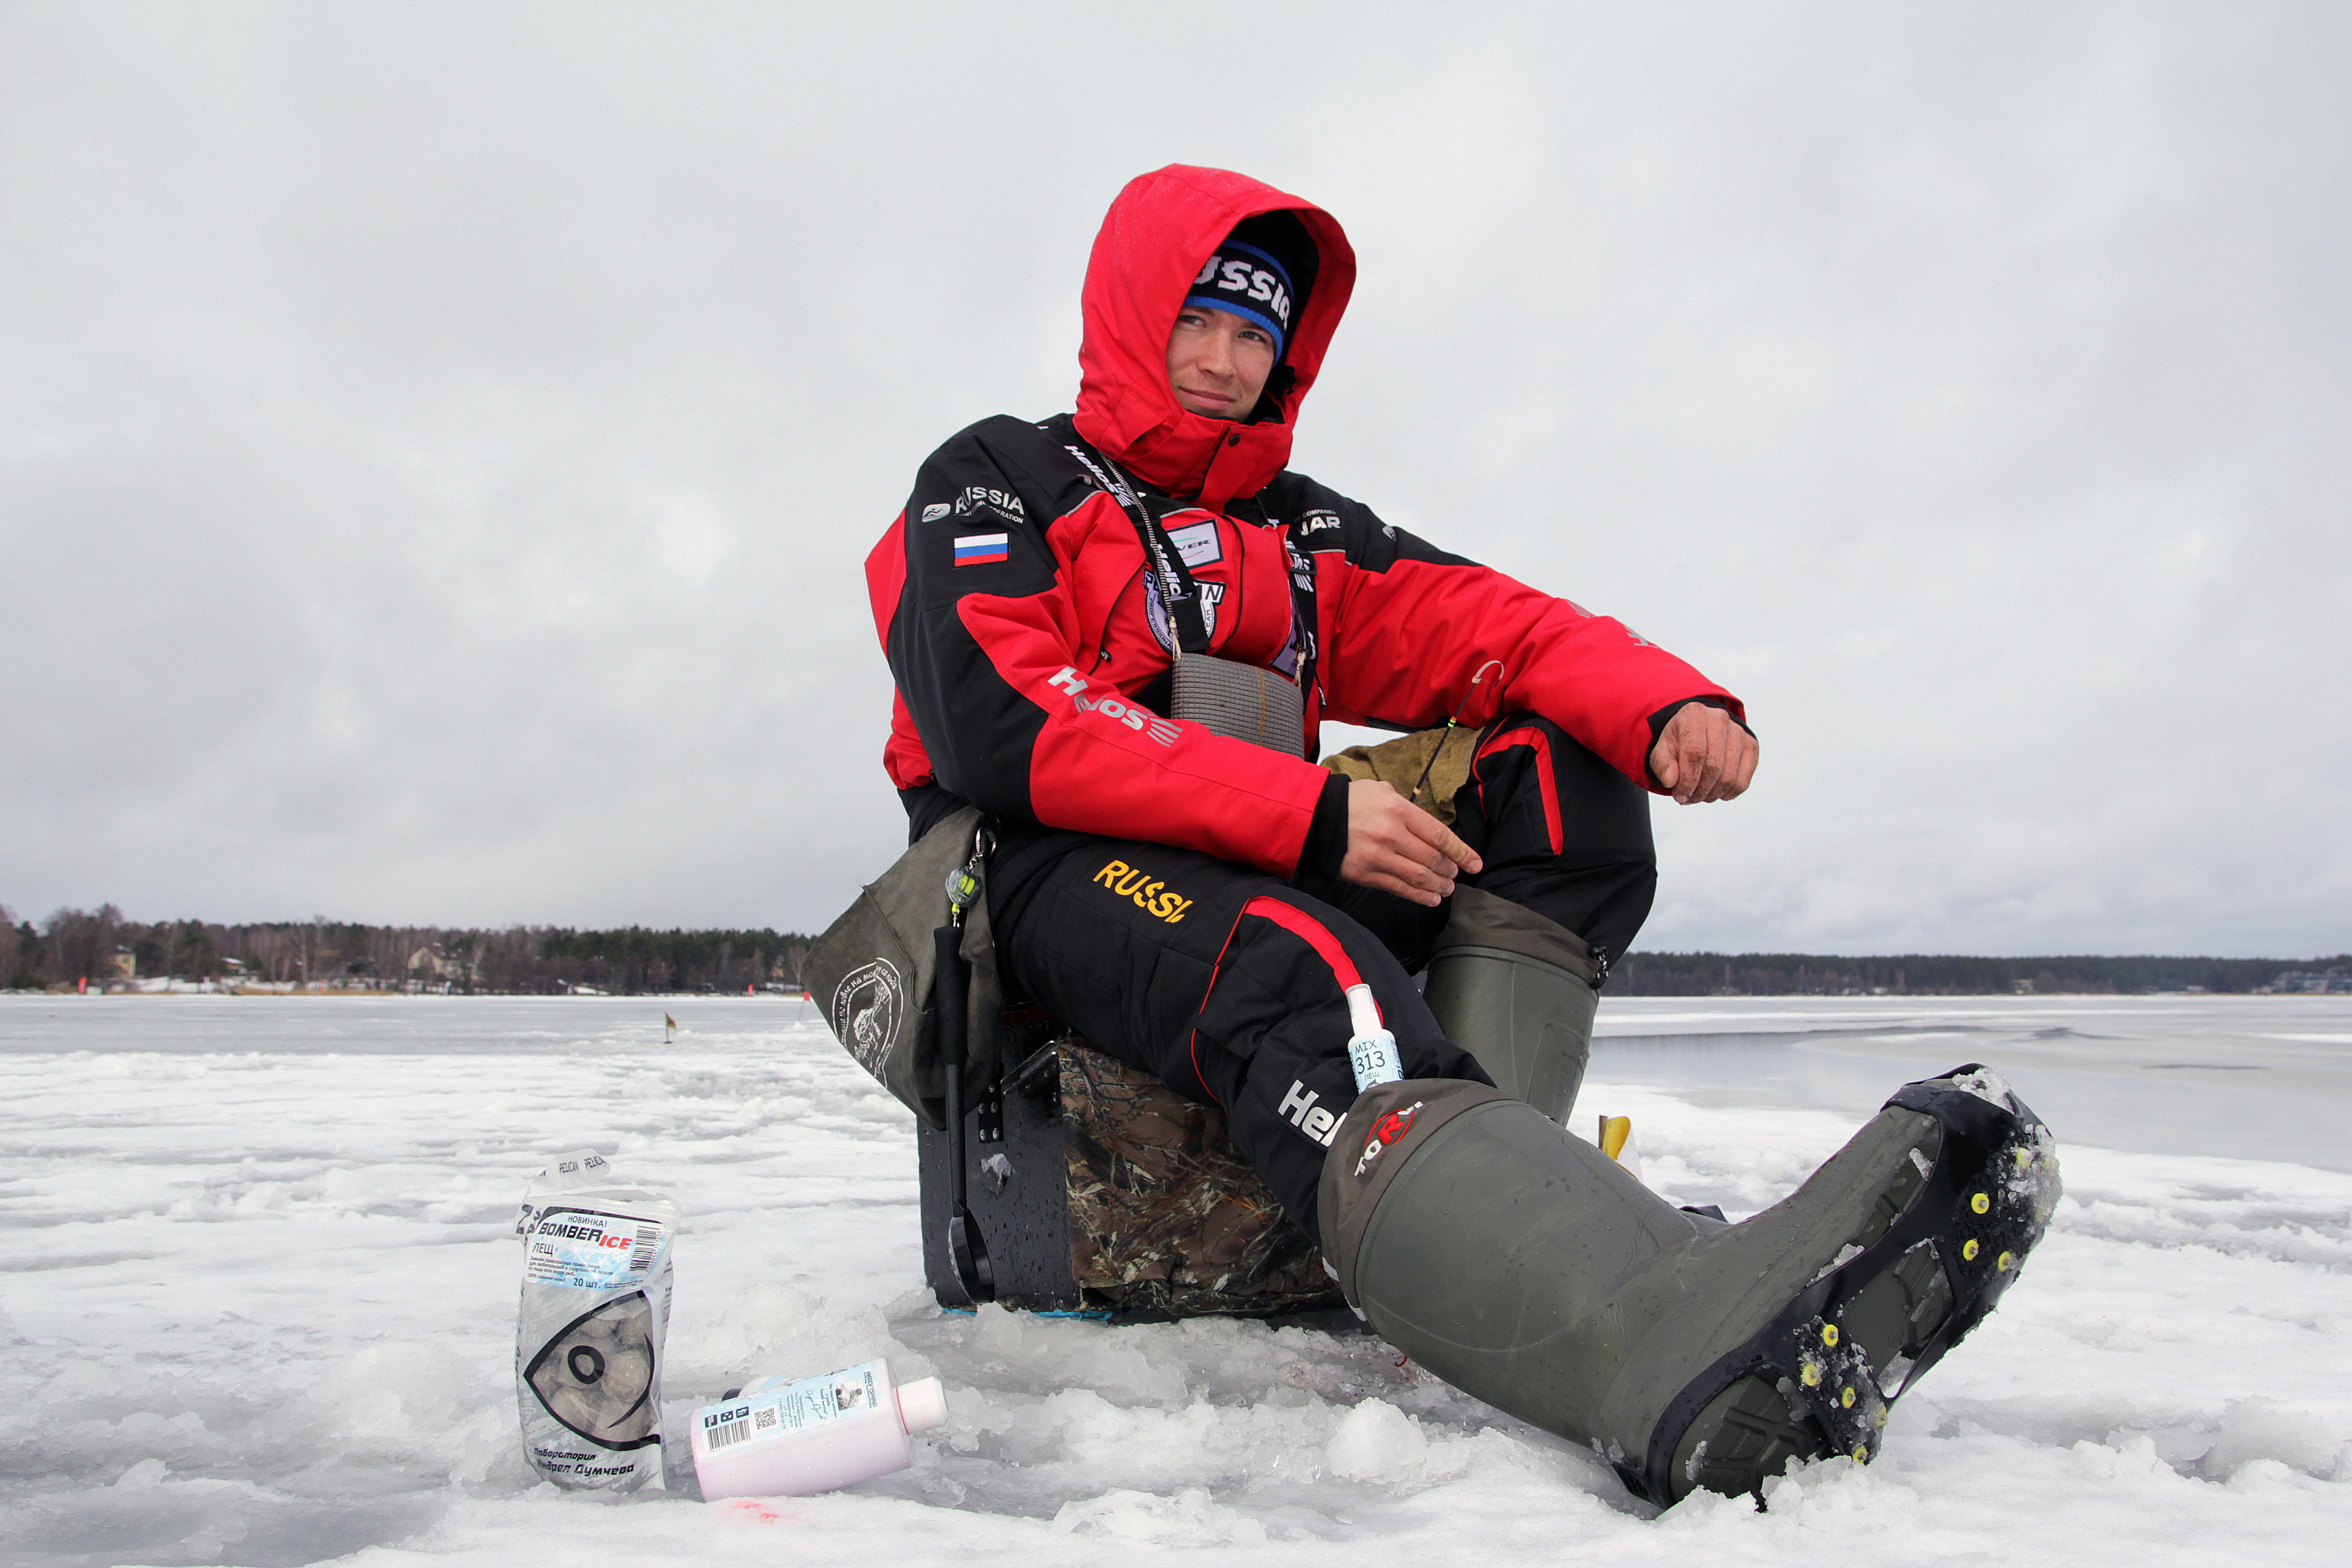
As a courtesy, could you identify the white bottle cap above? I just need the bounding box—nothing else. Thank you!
[1344,984,1382,1038]
[895,1376,949,1434]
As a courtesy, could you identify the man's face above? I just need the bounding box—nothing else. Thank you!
[1166,304,1276,422]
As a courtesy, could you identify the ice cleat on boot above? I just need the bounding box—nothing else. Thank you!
[1319,1064,2060,1507]
[1420,886,1600,1123]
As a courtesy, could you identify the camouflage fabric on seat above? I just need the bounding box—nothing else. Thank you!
[1059,1040,1344,1317]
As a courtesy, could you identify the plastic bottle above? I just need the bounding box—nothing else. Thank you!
[1344,983,1402,1089]
[513,1148,678,1492]
[690,1357,949,1499]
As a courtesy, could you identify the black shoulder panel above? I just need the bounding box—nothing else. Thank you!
[1264,470,1480,573]
[889,414,1097,819]
[970,413,1104,524]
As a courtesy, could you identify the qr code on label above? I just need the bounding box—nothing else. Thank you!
[754,1407,779,1431]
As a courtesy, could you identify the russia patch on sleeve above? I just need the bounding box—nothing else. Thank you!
[953,532,1010,566]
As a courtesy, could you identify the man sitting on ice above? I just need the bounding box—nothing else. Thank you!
[863,165,2058,1505]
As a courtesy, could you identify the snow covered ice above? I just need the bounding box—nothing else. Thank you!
[5,993,2351,1567]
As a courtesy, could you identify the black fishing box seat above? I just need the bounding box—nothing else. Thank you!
[916,1032,1347,1318]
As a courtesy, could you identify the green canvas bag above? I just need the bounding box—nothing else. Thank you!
[805,808,1003,1129]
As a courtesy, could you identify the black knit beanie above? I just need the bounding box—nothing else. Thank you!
[1184,211,1318,363]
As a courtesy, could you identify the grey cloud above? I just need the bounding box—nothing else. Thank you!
[3,2,2345,955]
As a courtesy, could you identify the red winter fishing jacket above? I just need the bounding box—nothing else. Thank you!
[866,165,1740,877]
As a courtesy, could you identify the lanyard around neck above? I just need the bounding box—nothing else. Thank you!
[1063,441,1212,657]
[1060,433,1321,727]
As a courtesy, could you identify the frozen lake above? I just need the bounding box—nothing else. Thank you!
[3,992,2348,1566]
[1588,993,2352,1175]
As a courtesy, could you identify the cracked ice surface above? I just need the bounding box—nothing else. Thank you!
[3,994,2350,1568]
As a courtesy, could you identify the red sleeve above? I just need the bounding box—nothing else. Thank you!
[1305,501,1740,789]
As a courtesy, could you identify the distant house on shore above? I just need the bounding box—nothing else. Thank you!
[2261,968,2351,994]
[407,944,480,986]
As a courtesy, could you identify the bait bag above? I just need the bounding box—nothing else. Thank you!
[513,1148,677,1491]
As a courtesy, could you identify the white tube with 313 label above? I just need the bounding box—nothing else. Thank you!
[1345,984,1402,1090]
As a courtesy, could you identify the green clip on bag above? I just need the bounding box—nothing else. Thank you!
[806,808,1002,1128]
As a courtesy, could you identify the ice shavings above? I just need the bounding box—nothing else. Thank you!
[1049,1485,1269,1544]
[1949,1064,2020,1112]
[1326,1398,1431,1482]
[2010,1122,2067,1226]
[1811,1242,1865,1284]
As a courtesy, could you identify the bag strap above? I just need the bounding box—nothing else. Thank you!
[1063,440,1212,657]
[934,816,997,1303]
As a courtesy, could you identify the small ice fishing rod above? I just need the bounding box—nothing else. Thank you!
[1408,659,1506,809]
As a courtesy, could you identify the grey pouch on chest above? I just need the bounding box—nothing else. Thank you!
[1171,654,1305,754]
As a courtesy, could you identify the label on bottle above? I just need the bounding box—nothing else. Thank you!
[522,1206,668,1290]
[1348,1030,1402,1090]
[696,1360,882,1455]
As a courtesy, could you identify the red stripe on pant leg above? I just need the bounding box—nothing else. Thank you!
[1188,896,1368,1100]
[1188,909,1256,1105]
[1238,896,1364,993]
[1475,725,1562,856]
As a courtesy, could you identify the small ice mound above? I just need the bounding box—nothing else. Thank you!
[1050,1485,1269,1545]
[1326,1397,1429,1483]
[21,1465,440,1568]
[322,1341,478,1441]
[964,1304,1190,1407]
[114,1456,170,1489]
[2198,1397,2349,1482]
[686,1282,926,1389]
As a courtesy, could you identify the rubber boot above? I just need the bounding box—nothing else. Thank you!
[1420,886,1599,1123]
[1318,1065,2060,1506]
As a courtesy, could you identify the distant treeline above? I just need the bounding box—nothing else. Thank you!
[1606,951,2350,996]
[1,904,817,995]
[6,902,2340,999]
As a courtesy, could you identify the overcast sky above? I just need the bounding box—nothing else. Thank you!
[3,1,2346,958]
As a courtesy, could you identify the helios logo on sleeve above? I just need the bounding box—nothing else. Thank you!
[1047,668,1181,746]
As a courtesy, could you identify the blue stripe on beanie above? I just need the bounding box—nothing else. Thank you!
[1184,238,1296,360]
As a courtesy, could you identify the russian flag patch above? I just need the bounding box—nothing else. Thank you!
[954,533,1009,566]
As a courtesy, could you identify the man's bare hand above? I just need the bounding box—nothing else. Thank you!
[1339,780,1484,906]
[1648,702,1759,804]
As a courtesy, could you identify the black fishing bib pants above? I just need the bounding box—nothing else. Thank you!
[963,715,1657,1249]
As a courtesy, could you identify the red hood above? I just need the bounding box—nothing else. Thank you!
[1072,166,1357,512]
